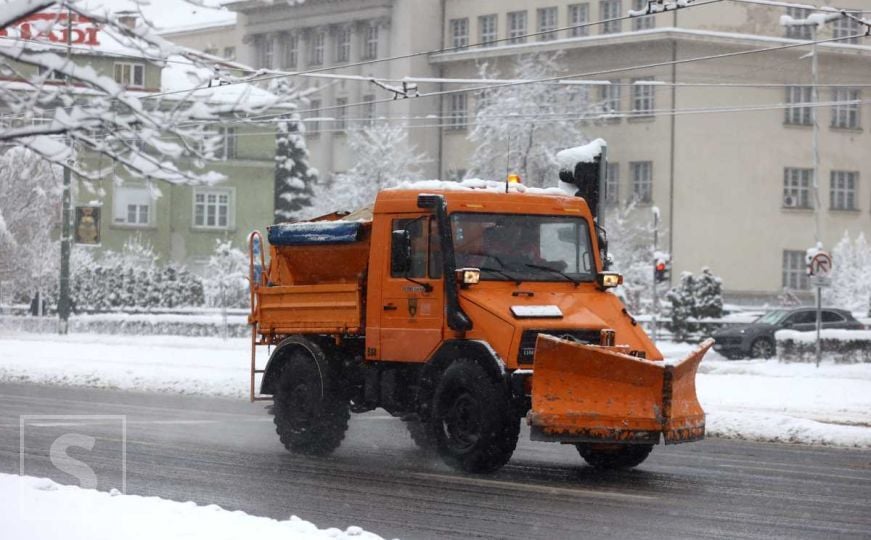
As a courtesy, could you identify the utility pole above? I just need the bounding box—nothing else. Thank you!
[57,8,73,334]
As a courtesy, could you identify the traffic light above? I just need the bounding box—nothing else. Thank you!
[654,254,671,283]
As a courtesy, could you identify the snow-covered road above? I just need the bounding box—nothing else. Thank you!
[1,332,869,447]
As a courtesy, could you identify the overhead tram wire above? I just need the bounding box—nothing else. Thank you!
[225,29,870,125]
[727,0,871,14]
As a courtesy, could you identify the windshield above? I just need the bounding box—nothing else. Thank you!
[754,310,788,325]
[450,213,595,282]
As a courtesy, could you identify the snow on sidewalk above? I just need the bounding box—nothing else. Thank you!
[2,473,383,540]
[1,332,869,447]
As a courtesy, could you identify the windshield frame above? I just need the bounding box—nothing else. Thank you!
[449,211,597,283]
[754,310,789,325]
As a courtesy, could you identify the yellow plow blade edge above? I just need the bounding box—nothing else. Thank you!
[528,335,713,445]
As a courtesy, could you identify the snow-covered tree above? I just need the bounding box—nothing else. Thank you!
[0,1,301,184]
[467,53,594,187]
[694,267,724,319]
[825,231,871,314]
[667,272,696,342]
[274,114,317,222]
[605,203,659,314]
[204,239,249,309]
[306,124,429,218]
[0,146,62,297]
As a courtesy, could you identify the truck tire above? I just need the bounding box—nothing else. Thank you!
[404,420,436,452]
[429,359,520,473]
[273,348,350,456]
[575,444,653,469]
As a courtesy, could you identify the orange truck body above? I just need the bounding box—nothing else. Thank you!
[248,185,710,471]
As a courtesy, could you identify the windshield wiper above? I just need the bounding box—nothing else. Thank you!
[478,266,522,285]
[522,263,580,286]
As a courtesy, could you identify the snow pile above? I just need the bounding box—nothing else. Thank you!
[776,329,871,343]
[660,342,871,447]
[390,178,566,196]
[555,138,607,170]
[2,473,382,540]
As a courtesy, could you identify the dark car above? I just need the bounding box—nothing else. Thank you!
[712,307,864,359]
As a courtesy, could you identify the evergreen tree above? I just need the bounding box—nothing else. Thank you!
[694,267,724,319]
[825,231,871,313]
[667,272,696,342]
[274,113,318,223]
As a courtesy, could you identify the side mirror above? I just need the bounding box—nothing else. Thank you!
[391,230,412,275]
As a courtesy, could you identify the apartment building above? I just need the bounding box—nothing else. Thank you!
[171,0,871,301]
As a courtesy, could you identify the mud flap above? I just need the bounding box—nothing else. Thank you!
[527,335,712,445]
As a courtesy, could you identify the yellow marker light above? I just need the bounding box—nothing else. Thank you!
[507,173,522,184]
[456,268,481,285]
[597,272,624,288]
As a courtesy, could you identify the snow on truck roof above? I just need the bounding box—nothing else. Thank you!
[388,178,574,197]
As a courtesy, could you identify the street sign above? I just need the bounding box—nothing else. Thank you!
[808,251,832,278]
[810,275,831,288]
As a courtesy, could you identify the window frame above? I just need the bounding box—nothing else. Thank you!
[783,167,813,209]
[446,93,468,131]
[507,11,528,44]
[630,161,653,203]
[568,3,590,37]
[192,187,234,231]
[361,94,376,127]
[782,250,809,290]
[830,170,858,211]
[113,185,154,228]
[631,78,655,116]
[605,162,619,205]
[335,97,348,131]
[632,0,654,30]
[283,34,298,69]
[479,14,498,46]
[831,87,860,129]
[113,62,145,88]
[785,85,814,125]
[537,7,559,41]
[599,80,622,115]
[784,7,812,39]
[308,30,325,67]
[335,26,351,63]
[450,18,469,49]
[600,0,623,34]
[363,23,379,60]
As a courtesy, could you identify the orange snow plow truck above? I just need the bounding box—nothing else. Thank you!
[247,146,712,473]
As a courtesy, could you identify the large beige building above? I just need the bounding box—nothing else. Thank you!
[169,0,871,303]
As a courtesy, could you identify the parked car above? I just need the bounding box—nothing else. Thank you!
[711,307,864,359]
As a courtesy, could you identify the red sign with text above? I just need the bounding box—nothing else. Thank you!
[0,12,101,46]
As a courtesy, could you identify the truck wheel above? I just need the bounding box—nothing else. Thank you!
[576,444,653,469]
[404,420,436,452]
[273,349,349,456]
[430,359,520,473]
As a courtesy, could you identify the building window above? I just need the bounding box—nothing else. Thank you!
[784,7,812,39]
[600,0,622,34]
[204,48,218,56]
[831,88,860,129]
[600,80,621,115]
[478,14,498,46]
[223,46,236,60]
[450,18,469,49]
[538,7,558,41]
[335,97,348,131]
[446,93,468,131]
[281,35,298,68]
[783,167,813,208]
[362,94,376,127]
[363,23,379,60]
[309,30,325,66]
[782,250,809,290]
[258,36,274,69]
[605,162,619,205]
[785,86,813,125]
[335,27,351,63]
[631,78,655,116]
[193,188,232,230]
[113,186,152,227]
[830,171,858,210]
[307,99,321,135]
[113,62,144,88]
[568,4,590,37]
[216,126,237,160]
[507,11,528,44]
[832,12,862,44]
[630,161,652,203]
[632,0,655,30]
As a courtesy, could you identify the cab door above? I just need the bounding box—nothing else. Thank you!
[378,216,444,363]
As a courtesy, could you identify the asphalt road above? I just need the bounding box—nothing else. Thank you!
[1,382,869,540]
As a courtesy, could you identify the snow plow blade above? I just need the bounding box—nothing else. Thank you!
[528,335,712,445]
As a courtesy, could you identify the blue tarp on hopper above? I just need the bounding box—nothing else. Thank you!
[267,221,363,246]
